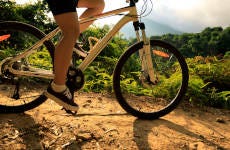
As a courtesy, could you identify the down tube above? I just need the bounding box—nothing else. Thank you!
[78,15,138,71]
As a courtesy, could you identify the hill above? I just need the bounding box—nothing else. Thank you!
[120,18,183,38]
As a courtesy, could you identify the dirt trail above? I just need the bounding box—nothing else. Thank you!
[0,92,230,150]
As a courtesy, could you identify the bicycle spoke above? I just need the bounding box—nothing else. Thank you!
[113,40,188,119]
[0,21,54,112]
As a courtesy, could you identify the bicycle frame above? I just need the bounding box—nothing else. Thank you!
[79,6,139,71]
[5,1,157,83]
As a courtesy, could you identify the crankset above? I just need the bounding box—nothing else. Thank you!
[66,66,84,92]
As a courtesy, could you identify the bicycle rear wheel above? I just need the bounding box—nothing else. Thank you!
[113,40,189,119]
[0,21,55,113]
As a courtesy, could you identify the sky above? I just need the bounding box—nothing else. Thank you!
[15,0,230,33]
[153,0,230,32]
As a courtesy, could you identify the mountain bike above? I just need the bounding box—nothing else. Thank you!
[0,0,189,119]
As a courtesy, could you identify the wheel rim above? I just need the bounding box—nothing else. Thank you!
[0,25,52,108]
[115,41,188,116]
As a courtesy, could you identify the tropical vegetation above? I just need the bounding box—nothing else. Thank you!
[0,0,229,109]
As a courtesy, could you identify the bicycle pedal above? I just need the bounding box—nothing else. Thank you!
[61,107,77,116]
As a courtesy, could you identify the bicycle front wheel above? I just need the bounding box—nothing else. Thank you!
[0,21,55,113]
[113,40,189,119]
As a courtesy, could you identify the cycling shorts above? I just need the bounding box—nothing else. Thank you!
[46,0,79,16]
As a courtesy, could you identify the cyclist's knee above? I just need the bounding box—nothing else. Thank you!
[78,0,105,11]
[91,1,105,14]
[97,0,105,11]
[54,13,80,41]
[61,26,79,43]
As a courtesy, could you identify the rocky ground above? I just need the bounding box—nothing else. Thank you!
[0,92,230,150]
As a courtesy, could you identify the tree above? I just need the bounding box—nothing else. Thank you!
[0,0,56,33]
[0,0,22,21]
[219,27,230,54]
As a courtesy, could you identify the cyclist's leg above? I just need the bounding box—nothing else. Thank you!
[44,13,80,111]
[53,12,80,85]
[44,0,80,111]
[78,0,105,32]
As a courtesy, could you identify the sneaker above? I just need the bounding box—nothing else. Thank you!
[44,85,79,111]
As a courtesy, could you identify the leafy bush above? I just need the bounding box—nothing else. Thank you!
[83,66,112,92]
[224,51,230,59]
[80,53,230,109]
[187,56,230,90]
[206,89,230,109]
[186,75,209,105]
[27,50,53,70]
[185,56,230,108]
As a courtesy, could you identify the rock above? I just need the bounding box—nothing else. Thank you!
[86,99,92,103]
[98,97,103,101]
[76,132,92,141]
[50,126,63,136]
[83,103,90,108]
[216,118,225,123]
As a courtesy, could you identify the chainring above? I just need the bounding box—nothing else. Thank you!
[66,66,84,91]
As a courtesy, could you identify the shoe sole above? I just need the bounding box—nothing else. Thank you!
[44,91,79,112]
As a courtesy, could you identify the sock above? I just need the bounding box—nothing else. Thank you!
[51,82,67,93]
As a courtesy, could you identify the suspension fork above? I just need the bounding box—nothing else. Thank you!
[133,21,157,84]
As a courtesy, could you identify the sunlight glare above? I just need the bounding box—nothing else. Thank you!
[15,0,37,4]
[163,0,199,10]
